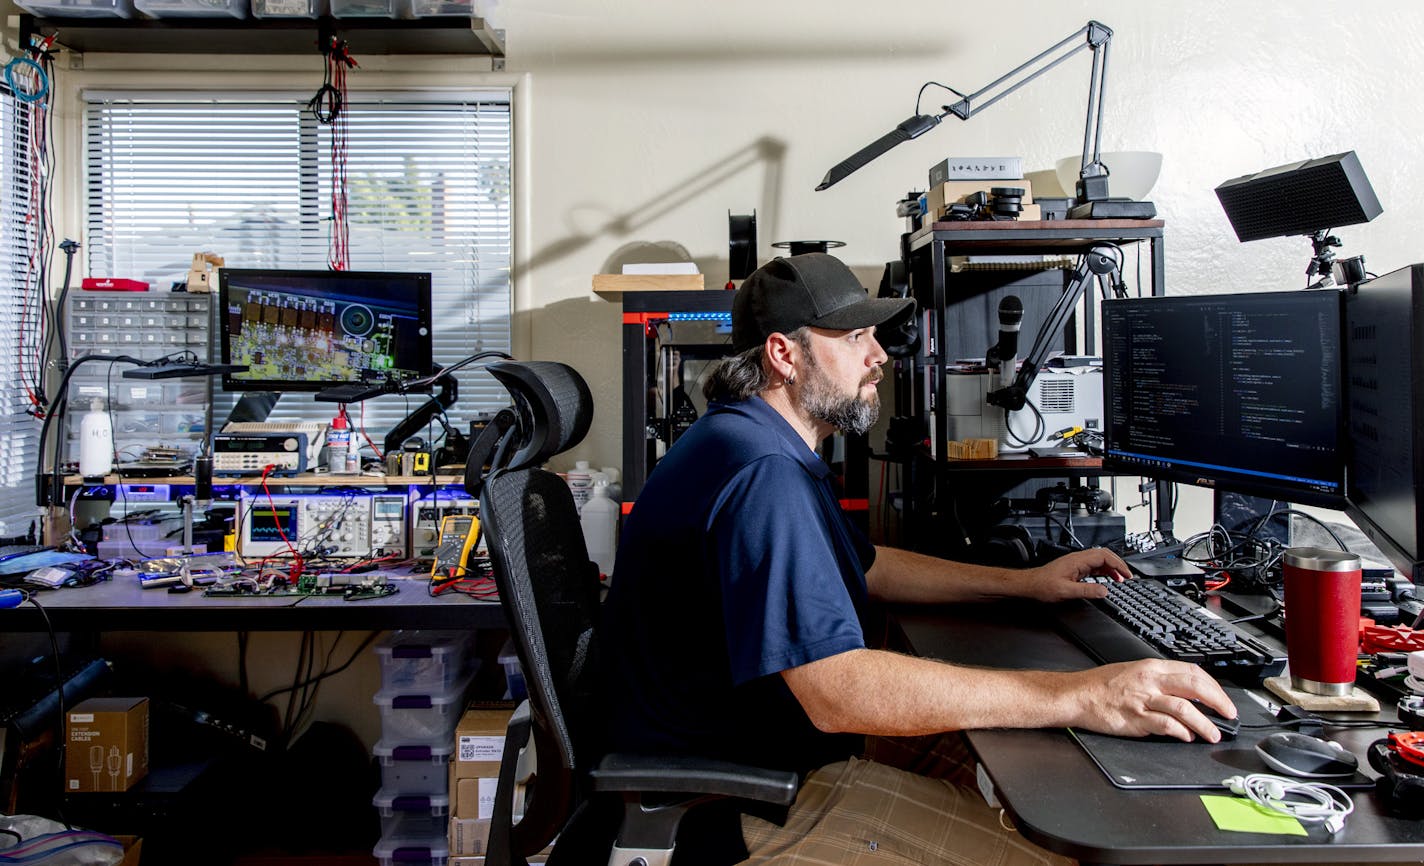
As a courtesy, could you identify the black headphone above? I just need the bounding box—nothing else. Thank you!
[979,524,1036,567]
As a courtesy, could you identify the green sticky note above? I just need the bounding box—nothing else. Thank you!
[1199,795,1308,836]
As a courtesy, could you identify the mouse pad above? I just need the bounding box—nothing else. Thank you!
[1068,686,1375,789]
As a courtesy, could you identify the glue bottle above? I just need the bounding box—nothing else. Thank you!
[326,415,352,474]
[78,398,114,477]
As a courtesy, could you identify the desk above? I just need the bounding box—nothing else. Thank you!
[4,575,504,632]
[894,601,1424,864]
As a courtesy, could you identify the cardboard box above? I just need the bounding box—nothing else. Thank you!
[454,775,501,819]
[450,846,549,864]
[454,708,513,781]
[927,179,1036,221]
[65,697,149,793]
[115,836,143,866]
[449,816,492,856]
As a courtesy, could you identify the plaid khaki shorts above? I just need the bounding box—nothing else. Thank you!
[739,733,1074,866]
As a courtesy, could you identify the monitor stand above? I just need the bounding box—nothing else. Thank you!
[384,377,457,455]
[222,391,281,426]
[1214,492,1289,546]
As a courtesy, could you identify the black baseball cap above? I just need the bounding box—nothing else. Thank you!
[732,253,916,352]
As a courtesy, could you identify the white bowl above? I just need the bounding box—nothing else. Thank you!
[1054,151,1162,201]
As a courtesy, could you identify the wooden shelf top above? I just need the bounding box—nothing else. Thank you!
[910,218,1165,252]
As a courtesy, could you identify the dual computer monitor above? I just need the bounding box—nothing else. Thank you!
[1102,264,1423,581]
[217,268,434,392]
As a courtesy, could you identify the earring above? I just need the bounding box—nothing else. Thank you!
[786,374,796,386]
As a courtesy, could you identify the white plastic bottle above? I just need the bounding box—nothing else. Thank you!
[326,416,352,474]
[566,459,594,514]
[580,480,618,580]
[78,398,114,477]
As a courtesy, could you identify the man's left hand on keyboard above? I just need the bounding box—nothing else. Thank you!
[1017,546,1133,602]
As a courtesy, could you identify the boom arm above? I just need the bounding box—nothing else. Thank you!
[985,248,1118,412]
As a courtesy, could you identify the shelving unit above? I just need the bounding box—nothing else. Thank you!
[17,12,505,56]
[894,218,1170,555]
[618,288,734,504]
[615,286,872,531]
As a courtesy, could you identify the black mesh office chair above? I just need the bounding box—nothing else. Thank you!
[467,361,797,866]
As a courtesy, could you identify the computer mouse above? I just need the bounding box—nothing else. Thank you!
[1191,700,1239,740]
[1255,732,1358,778]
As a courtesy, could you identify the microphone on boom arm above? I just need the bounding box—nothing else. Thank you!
[985,295,1023,391]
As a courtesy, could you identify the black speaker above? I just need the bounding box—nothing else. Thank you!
[1215,151,1381,242]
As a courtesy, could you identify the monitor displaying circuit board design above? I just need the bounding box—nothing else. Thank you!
[218,268,433,392]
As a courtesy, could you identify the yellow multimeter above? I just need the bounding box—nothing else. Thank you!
[430,514,481,581]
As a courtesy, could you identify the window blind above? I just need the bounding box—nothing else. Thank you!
[83,90,513,451]
[0,88,39,538]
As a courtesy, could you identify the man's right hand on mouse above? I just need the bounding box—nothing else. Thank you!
[1065,658,1238,743]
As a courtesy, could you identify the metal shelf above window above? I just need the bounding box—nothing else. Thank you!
[17,12,505,56]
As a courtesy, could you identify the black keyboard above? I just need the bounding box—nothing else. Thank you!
[1056,577,1286,683]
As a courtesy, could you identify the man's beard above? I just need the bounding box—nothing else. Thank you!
[798,357,881,437]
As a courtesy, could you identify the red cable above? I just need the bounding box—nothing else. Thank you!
[259,465,303,579]
[326,40,354,271]
[18,62,51,411]
[357,400,383,461]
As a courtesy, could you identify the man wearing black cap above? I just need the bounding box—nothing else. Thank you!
[601,253,1234,864]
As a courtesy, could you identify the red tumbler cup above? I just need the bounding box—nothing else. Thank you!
[1283,547,1362,696]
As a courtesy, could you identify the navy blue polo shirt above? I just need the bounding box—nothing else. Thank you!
[600,396,875,776]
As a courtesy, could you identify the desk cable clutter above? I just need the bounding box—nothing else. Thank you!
[1221,773,1354,833]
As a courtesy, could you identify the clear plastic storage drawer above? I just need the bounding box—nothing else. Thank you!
[17,0,134,16]
[133,0,250,19]
[373,666,476,745]
[375,630,476,692]
[372,820,448,866]
[372,739,453,795]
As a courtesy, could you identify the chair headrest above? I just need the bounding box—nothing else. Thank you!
[485,361,594,473]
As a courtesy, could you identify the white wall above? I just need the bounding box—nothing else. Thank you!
[499,0,1424,492]
[12,0,1424,743]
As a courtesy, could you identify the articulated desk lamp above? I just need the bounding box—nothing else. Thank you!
[816,20,1154,220]
[36,351,246,586]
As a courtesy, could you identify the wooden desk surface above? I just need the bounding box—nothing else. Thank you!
[894,602,1424,864]
[64,472,467,487]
